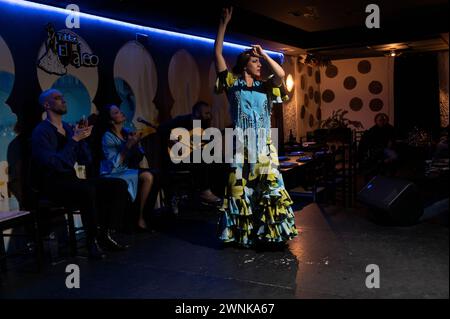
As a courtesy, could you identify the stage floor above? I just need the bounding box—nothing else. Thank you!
[0,202,448,299]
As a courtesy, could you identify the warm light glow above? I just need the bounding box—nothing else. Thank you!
[286,74,294,92]
[386,49,402,57]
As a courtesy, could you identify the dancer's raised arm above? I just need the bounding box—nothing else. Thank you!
[214,7,233,73]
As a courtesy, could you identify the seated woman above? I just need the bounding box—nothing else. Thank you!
[99,104,156,231]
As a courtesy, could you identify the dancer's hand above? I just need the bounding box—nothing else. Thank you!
[221,7,233,25]
[251,45,267,59]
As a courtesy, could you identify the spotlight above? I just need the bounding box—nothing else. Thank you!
[385,49,402,57]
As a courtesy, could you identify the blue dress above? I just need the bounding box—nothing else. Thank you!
[100,130,143,201]
[215,70,298,247]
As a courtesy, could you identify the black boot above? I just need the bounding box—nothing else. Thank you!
[98,229,128,252]
[87,238,106,260]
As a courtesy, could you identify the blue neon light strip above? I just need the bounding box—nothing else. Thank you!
[0,0,284,59]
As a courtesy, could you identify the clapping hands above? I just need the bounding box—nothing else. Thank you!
[73,124,93,142]
[126,131,142,149]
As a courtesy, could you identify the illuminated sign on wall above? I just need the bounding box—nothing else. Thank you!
[37,23,99,75]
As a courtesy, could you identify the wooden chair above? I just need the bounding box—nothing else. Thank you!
[326,146,349,206]
[289,154,331,204]
[26,159,83,262]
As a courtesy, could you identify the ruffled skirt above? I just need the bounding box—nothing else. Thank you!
[218,143,298,247]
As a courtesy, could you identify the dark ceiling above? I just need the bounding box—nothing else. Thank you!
[29,0,449,59]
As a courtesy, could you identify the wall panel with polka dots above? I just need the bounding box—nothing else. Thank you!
[300,64,322,136]
[320,57,394,130]
[281,55,299,143]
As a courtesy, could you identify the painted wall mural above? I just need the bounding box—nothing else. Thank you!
[37,28,99,123]
[51,74,92,124]
[0,0,286,252]
[113,41,158,129]
[37,24,99,76]
[114,78,137,130]
[0,35,17,206]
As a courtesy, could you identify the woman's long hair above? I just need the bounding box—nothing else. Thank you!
[89,104,121,175]
[232,49,256,75]
[97,104,116,133]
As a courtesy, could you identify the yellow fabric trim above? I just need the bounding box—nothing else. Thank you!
[226,72,237,87]
[215,71,238,94]
[272,87,281,97]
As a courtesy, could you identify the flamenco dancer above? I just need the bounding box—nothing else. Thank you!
[214,7,298,248]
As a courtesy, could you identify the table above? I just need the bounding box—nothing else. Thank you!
[278,151,333,191]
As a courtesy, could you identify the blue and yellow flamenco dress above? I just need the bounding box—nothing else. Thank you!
[215,70,298,247]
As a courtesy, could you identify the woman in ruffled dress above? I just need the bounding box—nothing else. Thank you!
[214,7,298,248]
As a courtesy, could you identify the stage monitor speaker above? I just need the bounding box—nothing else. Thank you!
[358,176,423,225]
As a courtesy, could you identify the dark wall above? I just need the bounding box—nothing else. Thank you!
[0,2,282,133]
[0,1,283,204]
[394,53,441,140]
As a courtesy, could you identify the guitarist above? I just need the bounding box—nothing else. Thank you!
[158,101,221,206]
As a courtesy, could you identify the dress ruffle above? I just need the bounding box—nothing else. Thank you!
[219,156,298,247]
[219,195,254,247]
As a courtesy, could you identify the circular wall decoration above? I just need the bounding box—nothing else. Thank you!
[358,60,371,74]
[168,49,201,117]
[369,81,383,94]
[114,41,158,128]
[315,70,321,84]
[307,66,313,77]
[369,98,384,112]
[114,78,137,130]
[309,114,315,128]
[316,107,322,121]
[325,64,338,78]
[322,89,335,103]
[308,86,314,99]
[343,76,357,90]
[314,91,321,104]
[0,35,17,166]
[304,93,309,107]
[52,75,92,125]
[300,105,306,119]
[349,97,363,111]
[37,29,99,116]
[301,75,306,90]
